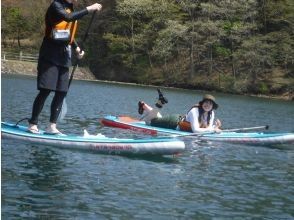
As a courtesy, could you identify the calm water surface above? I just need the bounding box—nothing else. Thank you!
[1,74,294,219]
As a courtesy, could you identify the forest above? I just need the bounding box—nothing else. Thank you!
[1,0,293,98]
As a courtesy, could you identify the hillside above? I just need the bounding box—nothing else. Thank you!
[1,0,293,100]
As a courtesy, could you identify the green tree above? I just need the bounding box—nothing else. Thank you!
[2,7,29,48]
[151,20,188,77]
[256,0,294,72]
[116,0,154,64]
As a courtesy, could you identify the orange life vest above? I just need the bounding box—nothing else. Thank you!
[47,8,78,44]
[178,106,211,132]
[178,120,192,132]
[178,118,209,132]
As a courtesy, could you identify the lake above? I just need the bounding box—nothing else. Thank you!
[1,74,294,219]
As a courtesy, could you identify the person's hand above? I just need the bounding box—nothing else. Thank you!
[214,127,222,133]
[215,118,222,128]
[75,47,85,59]
[86,3,102,12]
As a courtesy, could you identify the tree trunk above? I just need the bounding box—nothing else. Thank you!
[147,49,153,68]
[17,29,21,48]
[190,21,195,79]
[206,44,212,84]
[131,17,135,63]
[230,37,236,88]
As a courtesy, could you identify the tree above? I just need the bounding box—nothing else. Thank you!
[1,0,49,50]
[256,0,294,72]
[2,7,29,48]
[116,0,154,63]
[212,0,259,88]
[151,20,188,75]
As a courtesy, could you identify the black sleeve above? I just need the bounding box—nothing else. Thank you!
[52,1,89,22]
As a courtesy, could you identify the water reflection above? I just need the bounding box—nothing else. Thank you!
[18,146,71,218]
[23,147,68,190]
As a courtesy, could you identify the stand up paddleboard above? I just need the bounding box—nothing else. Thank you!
[1,122,185,155]
[101,115,294,146]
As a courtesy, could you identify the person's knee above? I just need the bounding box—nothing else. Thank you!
[54,91,67,100]
[38,89,51,98]
[56,91,67,96]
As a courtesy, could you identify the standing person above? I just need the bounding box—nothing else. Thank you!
[28,0,102,134]
[178,94,222,133]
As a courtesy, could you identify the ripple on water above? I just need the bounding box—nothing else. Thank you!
[2,75,294,218]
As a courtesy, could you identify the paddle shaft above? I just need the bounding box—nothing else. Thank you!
[58,12,97,121]
[68,11,97,88]
[222,125,269,132]
[172,125,270,138]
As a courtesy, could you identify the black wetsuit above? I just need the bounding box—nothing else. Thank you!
[29,0,89,125]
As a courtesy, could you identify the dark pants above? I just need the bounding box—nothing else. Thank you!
[37,60,69,92]
[150,114,181,129]
[29,89,67,125]
[29,60,69,125]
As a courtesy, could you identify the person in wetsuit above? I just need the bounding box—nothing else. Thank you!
[28,0,102,134]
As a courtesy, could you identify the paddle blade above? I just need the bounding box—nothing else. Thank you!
[58,99,68,122]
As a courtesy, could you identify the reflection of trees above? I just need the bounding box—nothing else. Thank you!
[18,146,72,217]
[23,147,68,190]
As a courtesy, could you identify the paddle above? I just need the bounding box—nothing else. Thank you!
[59,11,97,121]
[168,125,270,138]
[221,125,269,132]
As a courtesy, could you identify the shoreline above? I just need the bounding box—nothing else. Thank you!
[1,59,293,101]
[1,59,96,81]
